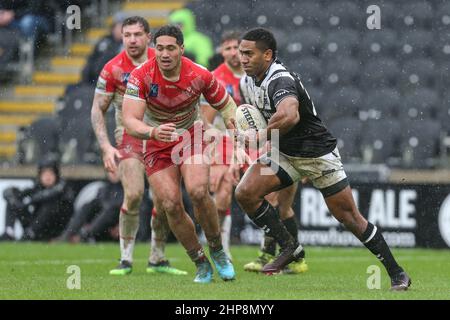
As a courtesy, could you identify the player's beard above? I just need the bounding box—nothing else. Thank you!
[127,46,146,60]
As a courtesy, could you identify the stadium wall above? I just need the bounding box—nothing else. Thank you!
[1,178,450,249]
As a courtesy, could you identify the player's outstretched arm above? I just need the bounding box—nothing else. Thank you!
[91,93,121,172]
[266,96,300,139]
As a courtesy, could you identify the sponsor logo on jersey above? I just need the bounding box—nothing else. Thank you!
[149,84,159,97]
[121,73,130,84]
[226,84,234,97]
[96,76,106,91]
[273,89,290,100]
[125,83,139,97]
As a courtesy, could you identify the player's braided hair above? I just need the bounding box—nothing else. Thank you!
[242,28,277,58]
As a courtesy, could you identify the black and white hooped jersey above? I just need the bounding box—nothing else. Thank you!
[239,59,336,158]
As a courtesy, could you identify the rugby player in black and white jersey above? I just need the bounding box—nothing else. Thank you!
[236,28,410,291]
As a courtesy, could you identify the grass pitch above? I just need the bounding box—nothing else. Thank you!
[0,243,449,300]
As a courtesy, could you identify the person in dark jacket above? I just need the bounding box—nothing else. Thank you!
[0,0,54,51]
[1,157,74,241]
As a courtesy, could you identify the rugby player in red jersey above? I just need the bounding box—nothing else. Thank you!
[91,16,186,276]
[122,25,237,283]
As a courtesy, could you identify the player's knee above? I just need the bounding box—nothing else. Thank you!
[188,185,209,204]
[160,198,183,216]
[235,183,252,206]
[124,190,143,211]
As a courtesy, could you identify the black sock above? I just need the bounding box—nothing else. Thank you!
[282,216,299,243]
[262,236,277,256]
[250,200,295,249]
[360,222,403,277]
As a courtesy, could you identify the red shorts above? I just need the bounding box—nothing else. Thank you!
[144,123,206,177]
[117,129,145,162]
[211,135,234,166]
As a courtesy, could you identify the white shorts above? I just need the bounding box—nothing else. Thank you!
[258,146,349,197]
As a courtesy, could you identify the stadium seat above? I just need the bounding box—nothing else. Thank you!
[322,57,360,90]
[359,28,398,61]
[433,2,450,32]
[16,117,60,164]
[289,56,322,87]
[438,61,450,93]
[321,1,364,30]
[360,118,402,166]
[285,1,323,30]
[395,1,434,30]
[282,27,323,59]
[57,85,98,164]
[435,32,450,62]
[399,119,441,169]
[440,92,450,134]
[399,58,436,91]
[250,1,286,28]
[0,28,20,78]
[320,29,360,59]
[328,116,363,163]
[360,88,402,121]
[396,30,434,59]
[322,86,362,123]
[360,58,400,90]
[399,88,440,121]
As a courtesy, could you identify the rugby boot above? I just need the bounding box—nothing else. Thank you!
[210,249,236,281]
[109,260,132,275]
[146,260,188,275]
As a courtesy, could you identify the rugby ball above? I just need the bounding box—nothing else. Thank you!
[235,104,267,132]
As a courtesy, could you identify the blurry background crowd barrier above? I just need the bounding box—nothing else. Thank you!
[1,0,450,247]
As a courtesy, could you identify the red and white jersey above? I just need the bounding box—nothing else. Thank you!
[212,62,242,106]
[95,48,155,135]
[124,56,230,130]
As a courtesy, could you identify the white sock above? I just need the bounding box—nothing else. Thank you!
[119,208,140,263]
[221,215,232,259]
[149,210,170,264]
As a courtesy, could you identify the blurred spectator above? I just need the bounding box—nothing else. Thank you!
[56,170,152,243]
[169,8,214,68]
[0,157,74,241]
[0,0,55,52]
[80,11,125,86]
